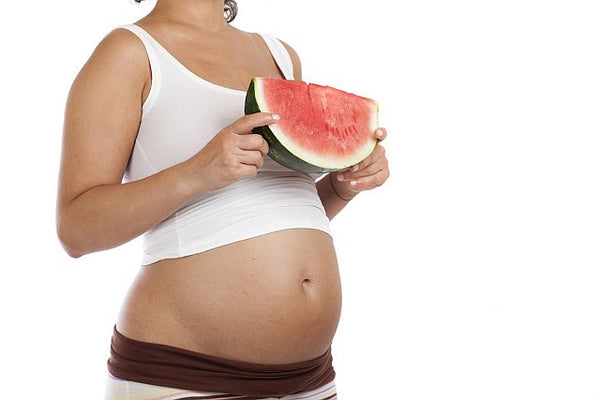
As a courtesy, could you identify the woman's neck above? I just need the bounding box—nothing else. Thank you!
[152,0,229,31]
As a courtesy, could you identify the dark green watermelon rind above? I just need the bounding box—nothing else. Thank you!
[244,79,338,174]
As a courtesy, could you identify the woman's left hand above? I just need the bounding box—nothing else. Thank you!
[330,128,390,201]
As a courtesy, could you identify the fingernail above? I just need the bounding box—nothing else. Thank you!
[352,165,359,172]
[350,180,358,187]
[272,113,280,121]
[337,174,344,181]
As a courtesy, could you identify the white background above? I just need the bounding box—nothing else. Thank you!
[1,0,599,399]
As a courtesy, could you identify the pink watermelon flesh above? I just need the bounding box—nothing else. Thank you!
[255,78,378,170]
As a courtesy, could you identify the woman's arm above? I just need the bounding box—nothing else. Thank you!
[281,42,390,220]
[57,29,274,258]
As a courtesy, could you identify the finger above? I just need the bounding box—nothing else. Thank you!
[259,138,269,156]
[238,150,265,169]
[344,160,385,181]
[345,144,386,175]
[374,127,387,141]
[346,168,389,191]
[230,113,279,135]
[235,163,260,179]
[238,134,269,156]
[333,166,354,177]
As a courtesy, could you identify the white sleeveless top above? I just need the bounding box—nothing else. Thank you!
[118,24,331,265]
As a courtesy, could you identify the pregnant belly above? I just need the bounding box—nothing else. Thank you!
[117,229,342,364]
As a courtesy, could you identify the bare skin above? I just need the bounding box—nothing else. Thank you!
[57,0,389,365]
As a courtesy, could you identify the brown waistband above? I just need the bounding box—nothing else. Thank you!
[107,326,335,397]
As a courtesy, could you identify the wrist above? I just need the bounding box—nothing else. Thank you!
[169,161,207,201]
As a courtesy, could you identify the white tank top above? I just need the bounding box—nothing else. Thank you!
[119,24,331,265]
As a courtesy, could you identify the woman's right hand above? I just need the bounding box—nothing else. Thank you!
[180,112,279,194]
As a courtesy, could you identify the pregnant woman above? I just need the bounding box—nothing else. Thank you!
[56,0,389,399]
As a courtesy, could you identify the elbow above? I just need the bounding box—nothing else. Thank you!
[56,217,87,259]
[62,244,85,259]
[57,227,85,259]
[64,248,85,259]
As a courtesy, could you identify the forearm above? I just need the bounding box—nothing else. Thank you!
[316,174,356,220]
[57,164,195,258]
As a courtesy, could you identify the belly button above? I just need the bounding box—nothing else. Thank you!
[302,278,312,287]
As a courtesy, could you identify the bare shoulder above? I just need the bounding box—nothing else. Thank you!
[278,39,303,81]
[76,27,149,84]
[99,27,144,52]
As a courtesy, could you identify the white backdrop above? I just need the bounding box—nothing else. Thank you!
[1,0,599,399]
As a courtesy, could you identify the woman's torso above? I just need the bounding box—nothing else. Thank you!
[115,20,342,365]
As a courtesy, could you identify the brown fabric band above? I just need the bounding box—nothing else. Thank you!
[107,326,335,398]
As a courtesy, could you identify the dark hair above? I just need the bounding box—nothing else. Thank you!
[134,0,238,23]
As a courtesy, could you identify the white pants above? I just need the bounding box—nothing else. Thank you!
[104,374,338,400]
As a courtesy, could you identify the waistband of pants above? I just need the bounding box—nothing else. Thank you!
[106,326,336,397]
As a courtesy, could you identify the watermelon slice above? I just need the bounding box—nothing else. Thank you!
[245,77,379,173]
